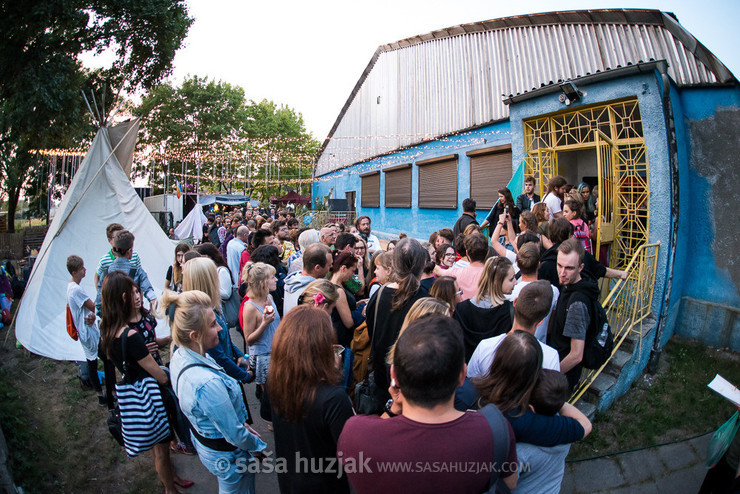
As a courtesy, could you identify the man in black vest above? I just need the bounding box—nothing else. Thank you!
[453,198,479,240]
[548,238,600,391]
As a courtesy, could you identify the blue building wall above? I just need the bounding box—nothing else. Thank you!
[507,72,672,319]
[669,86,740,349]
[313,122,512,240]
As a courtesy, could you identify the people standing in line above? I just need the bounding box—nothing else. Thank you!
[429,276,462,314]
[548,239,602,390]
[164,243,190,292]
[467,280,560,379]
[95,230,157,314]
[94,223,142,288]
[240,262,280,400]
[319,227,336,249]
[283,243,332,314]
[532,202,551,238]
[328,251,366,389]
[271,220,296,263]
[453,198,479,240]
[506,244,559,342]
[365,250,392,299]
[100,272,192,493]
[435,243,456,271]
[480,187,521,236]
[182,257,252,385]
[453,256,517,361]
[167,290,267,494]
[542,175,568,220]
[355,215,381,253]
[287,229,321,275]
[226,226,249,288]
[563,199,593,255]
[517,176,542,213]
[441,234,488,301]
[338,315,518,493]
[66,255,104,405]
[196,243,234,307]
[268,305,355,494]
[366,238,429,404]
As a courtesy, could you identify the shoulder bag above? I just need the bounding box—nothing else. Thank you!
[108,329,171,457]
[353,285,385,414]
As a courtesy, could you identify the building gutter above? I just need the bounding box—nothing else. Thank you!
[647,65,681,373]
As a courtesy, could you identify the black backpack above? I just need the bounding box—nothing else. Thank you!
[582,299,614,369]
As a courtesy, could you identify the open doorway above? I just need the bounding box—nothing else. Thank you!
[556,148,597,192]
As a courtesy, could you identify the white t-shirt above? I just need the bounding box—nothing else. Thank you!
[467,334,560,378]
[66,281,100,360]
[503,249,520,275]
[543,192,562,220]
[506,280,559,343]
[366,234,381,253]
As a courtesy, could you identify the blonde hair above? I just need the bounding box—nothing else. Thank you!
[475,256,513,306]
[160,290,213,353]
[242,262,276,299]
[182,257,222,312]
[298,279,339,308]
[387,298,451,364]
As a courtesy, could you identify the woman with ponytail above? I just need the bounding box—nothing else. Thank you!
[453,256,517,361]
[366,237,429,403]
[167,290,267,494]
[182,257,252,384]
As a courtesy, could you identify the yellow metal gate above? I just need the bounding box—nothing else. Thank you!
[523,99,649,269]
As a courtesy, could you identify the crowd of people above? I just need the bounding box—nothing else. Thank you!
[64,178,626,493]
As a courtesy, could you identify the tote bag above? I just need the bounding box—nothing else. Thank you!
[112,330,171,457]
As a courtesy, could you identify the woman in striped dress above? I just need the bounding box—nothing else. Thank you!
[100,272,192,493]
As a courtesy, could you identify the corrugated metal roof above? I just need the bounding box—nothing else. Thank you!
[316,9,736,177]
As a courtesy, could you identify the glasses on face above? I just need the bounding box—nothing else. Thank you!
[445,252,456,257]
[355,246,365,251]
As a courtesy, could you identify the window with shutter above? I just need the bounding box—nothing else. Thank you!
[417,155,458,209]
[384,165,411,208]
[361,172,380,208]
[467,146,512,209]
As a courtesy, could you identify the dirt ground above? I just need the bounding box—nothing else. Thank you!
[0,324,279,493]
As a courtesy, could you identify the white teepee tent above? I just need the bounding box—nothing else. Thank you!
[174,202,207,242]
[15,118,175,360]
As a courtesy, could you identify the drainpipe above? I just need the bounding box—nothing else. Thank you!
[647,62,680,374]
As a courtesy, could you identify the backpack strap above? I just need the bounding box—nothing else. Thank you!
[478,403,511,493]
[175,362,213,396]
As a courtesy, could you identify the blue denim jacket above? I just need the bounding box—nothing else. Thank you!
[206,310,249,382]
[170,347,266,453]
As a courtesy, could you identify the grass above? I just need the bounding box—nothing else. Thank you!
[570,337,740,460]
[0,321,155,493]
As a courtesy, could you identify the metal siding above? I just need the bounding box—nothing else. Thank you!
[317,21,725,176]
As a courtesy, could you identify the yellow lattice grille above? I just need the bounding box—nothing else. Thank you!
[523,98,649,270]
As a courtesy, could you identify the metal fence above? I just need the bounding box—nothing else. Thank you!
[570,241,661,404]
[303,211,357,230]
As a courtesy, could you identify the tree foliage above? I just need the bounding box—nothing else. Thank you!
[135,77,320,203]
[0,0,192,232]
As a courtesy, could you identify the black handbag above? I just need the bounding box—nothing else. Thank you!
[107,406,124,446]
[353,286,385,415]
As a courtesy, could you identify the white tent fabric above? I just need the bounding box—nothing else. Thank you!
[15,119,175,361]
[174,202,207,242]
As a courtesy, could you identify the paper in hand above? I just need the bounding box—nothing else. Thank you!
[708,374,740,407]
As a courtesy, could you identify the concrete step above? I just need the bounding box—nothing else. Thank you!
[620,333,640,354]
[574,400,597,420]
[604,350,633,377]
[587,373,617,398]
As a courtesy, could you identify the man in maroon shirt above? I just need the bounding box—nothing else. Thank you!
[338,315,518,493]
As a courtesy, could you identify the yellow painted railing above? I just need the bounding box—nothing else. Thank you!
[570,242,661,404]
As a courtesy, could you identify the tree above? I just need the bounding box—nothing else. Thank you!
[0,0,192,232]
[135,79,320,203]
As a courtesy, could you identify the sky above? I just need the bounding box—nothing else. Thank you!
[165,0,739,141]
